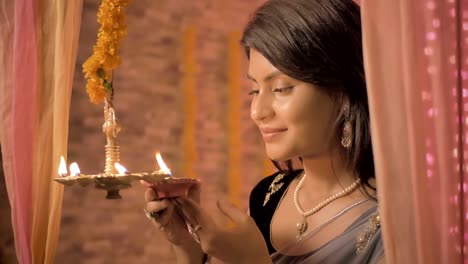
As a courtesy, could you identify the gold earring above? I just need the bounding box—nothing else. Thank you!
[341,121,352,149]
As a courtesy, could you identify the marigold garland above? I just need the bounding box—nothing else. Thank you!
[83,0,131,104]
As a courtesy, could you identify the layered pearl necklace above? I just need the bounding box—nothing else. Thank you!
[293,173,361,236]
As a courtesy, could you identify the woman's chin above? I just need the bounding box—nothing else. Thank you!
[264,144,300,162]
[265,152,294,163]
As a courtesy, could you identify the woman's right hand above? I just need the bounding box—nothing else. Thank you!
[142,181,205,263]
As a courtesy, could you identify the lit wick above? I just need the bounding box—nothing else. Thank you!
[114,163,129,174]
[155,152,171,175]
[58,156,68,177]
[69,162,81,177]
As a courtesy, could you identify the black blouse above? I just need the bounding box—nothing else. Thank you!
[249,170,303,255]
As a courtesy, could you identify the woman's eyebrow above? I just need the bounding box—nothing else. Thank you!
[247,70,283,83]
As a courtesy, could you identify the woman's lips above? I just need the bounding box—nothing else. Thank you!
[260,128,287,142]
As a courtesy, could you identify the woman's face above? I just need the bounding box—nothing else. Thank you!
[248,49,337,161]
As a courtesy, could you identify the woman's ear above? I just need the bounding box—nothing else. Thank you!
[335,94,350,120]
[342,96,351,118]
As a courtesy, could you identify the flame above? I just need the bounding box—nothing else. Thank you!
[58,156,68,176]
[114,163,129,174]
[69,162,81,176]
[155,152,171,175]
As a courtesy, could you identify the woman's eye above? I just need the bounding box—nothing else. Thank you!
[248,90,259,96]
[273,86,294,94]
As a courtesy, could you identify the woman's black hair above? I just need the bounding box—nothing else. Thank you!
[241,0,375,193]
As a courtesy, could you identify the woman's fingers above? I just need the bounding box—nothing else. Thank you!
[140,180,152,188]
[175,197,202,219]
[173,198,200,228]
[216,198,249,224]
[177,197,248,226]
[144,187,159,202]
[146,199,174,228]
[173,197,220,249]
[174,197,215,233]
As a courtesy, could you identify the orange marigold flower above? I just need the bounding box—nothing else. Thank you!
[83,0,131,104]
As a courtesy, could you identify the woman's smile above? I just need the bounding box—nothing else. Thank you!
[260,127,288,142]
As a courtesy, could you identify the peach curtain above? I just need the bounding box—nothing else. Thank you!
[0,0,83,263]
[361,0,466,263]
[32,1,83,263]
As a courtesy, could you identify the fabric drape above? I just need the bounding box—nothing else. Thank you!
[0,1,83,263]
[361,0,466,262]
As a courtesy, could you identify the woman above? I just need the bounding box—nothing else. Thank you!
[143,0,384,263]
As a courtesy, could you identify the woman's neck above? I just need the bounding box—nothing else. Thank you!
[300,150,356,195]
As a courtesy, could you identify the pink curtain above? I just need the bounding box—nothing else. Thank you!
[361,0,466,263]
[0,0,83,263]
[0,1,38,263]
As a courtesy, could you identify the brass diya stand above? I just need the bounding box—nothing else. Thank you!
[54,98,199,199]
[98,98,127,199]
[55,97,181,199]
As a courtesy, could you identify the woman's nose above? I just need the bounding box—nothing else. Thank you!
[250,94,274,122]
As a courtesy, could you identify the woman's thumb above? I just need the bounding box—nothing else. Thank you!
[187,183,201,202]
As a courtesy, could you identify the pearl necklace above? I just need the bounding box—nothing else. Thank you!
[293,173,361,236]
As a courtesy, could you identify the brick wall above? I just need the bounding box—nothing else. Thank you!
[55,0,272,263]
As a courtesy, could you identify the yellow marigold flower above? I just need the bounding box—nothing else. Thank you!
[86,78,108,104]
[83,0,131,104]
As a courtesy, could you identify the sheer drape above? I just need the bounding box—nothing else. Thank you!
[32,1,83,263]
[0,1,83,263]
[361,0,466,263]
[0,1,38,262]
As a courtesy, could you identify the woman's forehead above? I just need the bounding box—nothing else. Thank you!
[247,49,290,83]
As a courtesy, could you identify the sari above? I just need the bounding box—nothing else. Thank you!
[271,201,383,264]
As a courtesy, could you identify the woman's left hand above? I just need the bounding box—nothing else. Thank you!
[175,197,271,264]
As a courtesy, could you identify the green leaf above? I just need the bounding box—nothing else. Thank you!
[103,81,112,91]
